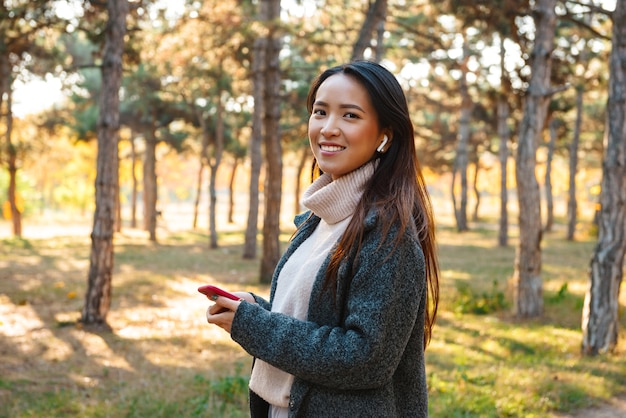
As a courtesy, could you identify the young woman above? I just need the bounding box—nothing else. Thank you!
[205,60,440,418]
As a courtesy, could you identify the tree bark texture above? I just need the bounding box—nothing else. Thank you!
[130,134,138,229]
[208,89,225,249]
[260,0,283,283]
[193,160,204,230]
[450,163,458,227]
[513,0,556,318]
[143,127,157,242]
[228,158,239,224]
[498,36,510,248]
[0,53,6,153]
[566,9,593,241]
[194,104,211,231]
[544,118,556,232]
[567,86,583,241]
[6,89,21,237]
[0,54,22,237]
[455,37,471,232]
[351,0,387,61]
[471,151,480,222]
[243,29,266,260]
[374,6,387,62]
[294,147,308,217]
[82,0,128,326]
[115,149,121,234]
[581,0,626,355]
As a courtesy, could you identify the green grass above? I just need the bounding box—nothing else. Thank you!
[431,224,626,417]
[1,221,625,417]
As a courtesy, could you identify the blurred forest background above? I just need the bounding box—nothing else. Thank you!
[2,0,626,379]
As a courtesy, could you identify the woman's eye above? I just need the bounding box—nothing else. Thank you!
[345,112,359,119]
[312,109,326,116]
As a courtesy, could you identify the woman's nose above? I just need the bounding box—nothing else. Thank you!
[320,120,339,137]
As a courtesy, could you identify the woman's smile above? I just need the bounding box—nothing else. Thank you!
[319,143,346,153]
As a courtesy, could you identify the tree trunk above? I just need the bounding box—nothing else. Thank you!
[208,88,225,249]
[351,0,387,61]
[192,159,204,230]
[450,162,458,225]
[567,86,583,241]
[130,132,138,229]
[294,147,308,217]
[566,8,592,241]
[544,118,556,232]
[260,0,283,283]
[471,151,480,222]
[143,126,157,242]
[0,55,22,237]
[454,36,471,232]
[7,150,22,237]
[374,6,386,62]
[6,89,21,237]
[194,104,210,231]
[81,0,128,327]
[228,157,239,224]
[115,149,121,233]
[513,0,556,318]
[208,161,219,248]
[581,0,626,356]
[243,26,266,260]
[498,35,510,247]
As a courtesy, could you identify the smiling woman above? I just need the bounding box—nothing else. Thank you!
[204,61,440,418]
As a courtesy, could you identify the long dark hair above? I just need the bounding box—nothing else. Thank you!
[305,61,440,348]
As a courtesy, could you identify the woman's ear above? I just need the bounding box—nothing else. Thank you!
[377,130,393,153]
[377,135,388,153]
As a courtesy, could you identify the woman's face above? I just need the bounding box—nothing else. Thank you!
[308,73,387,180]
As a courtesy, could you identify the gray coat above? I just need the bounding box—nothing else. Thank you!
[230,210,428,417]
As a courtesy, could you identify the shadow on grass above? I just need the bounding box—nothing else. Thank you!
[0,233,259,417]
[2,226,625,418]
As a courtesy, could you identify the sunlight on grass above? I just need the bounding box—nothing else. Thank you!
[441,269,473,281]
[426,303,626,416]
[0,295,45,337]
[1,222,625,417]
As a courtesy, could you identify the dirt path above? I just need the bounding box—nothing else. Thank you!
[556,395,626,418]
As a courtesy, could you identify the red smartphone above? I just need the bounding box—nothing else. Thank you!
[197,284,240,301]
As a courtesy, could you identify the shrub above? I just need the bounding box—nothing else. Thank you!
[453,280,508,314]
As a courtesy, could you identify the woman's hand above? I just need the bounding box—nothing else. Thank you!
[206,292,255,333]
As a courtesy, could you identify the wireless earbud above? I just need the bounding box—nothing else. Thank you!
[377,135,389,153]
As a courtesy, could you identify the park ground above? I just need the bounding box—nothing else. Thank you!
[2,200,626,417]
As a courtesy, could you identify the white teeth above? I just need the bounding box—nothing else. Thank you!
[320,145,344,152]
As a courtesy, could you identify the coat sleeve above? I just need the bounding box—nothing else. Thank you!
[250,293,271,311]
[230,226,426,391]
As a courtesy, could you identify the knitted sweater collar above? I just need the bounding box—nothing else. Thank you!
[301,161,376,225]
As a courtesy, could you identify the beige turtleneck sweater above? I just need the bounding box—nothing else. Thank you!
[248,162,376,409]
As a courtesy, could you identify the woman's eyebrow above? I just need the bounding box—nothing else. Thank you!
[340,103,365,112]
[313,100,365,113]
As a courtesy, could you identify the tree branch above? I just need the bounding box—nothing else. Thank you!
[561,10,611,40]
[546,83,571,97]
